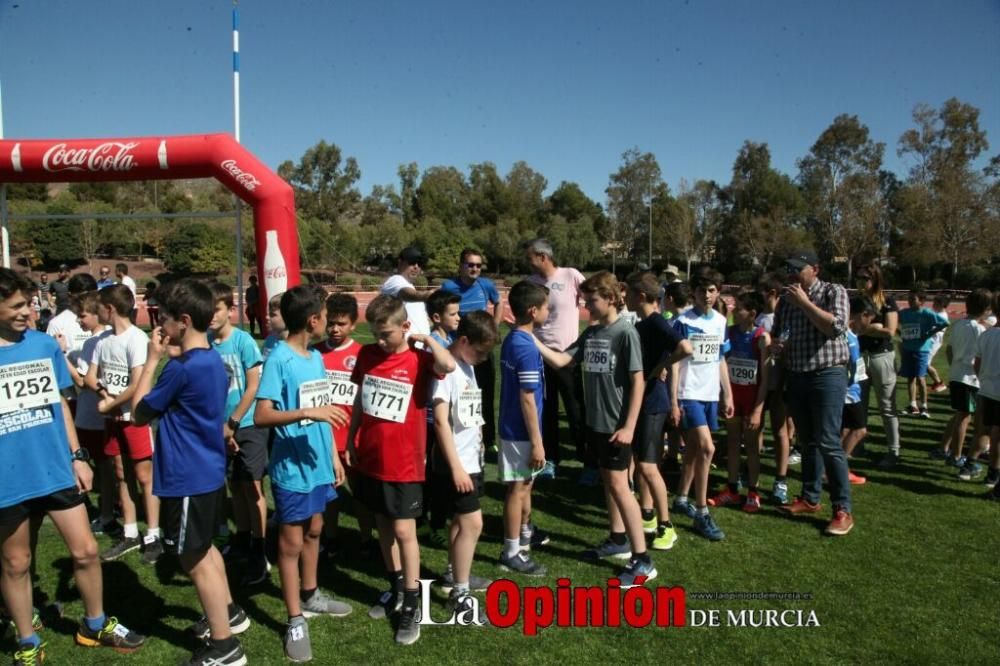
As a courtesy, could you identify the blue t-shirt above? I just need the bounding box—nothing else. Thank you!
[634,314,683,413]
[440,277,501,315]
[262,334,282,360]
[140,348,228,498]
[210,328,263,428]
[0,330,76,508]
[499,329,544,441]
[899,306,949,352]
[257,341,335,493]
[845,330,864,404]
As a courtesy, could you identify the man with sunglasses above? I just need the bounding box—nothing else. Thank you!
[96,266,115,291]
[380,246,431,337]
[441,249,505,449]
[772,250,854,536]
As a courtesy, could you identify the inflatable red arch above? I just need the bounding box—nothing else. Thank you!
[0,133,300,324]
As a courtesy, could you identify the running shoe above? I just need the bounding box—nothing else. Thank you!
[582,537,632,560]
[75,616,145,653]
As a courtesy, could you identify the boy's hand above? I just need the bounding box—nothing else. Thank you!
[54,332,68,353]
[225,437,239,455]
[97,396,117,415]
[304,405,349,428]
[669,403,682,428]
[72,458,93,493]
[609,426,634,447]
[333,454,346,488]
[530,444,545,470]
[407,333,427,346]
[745,407,763,431]
[721,395,735,420]
[453,469,474,494]
[346,444,358,468]
[148,326,167,357]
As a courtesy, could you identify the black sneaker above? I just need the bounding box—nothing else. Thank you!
[189,605,251,641]
[395,604,421,645]
[100,536,141,562]
[239,555,271,586]
[184,638,247,666]
[91,518,124,539]
[877,452,901,471]
[984,468,999,488]
[141,535,164,565]
[74,616,145,653]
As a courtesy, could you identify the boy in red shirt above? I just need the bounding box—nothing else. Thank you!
[346,295,455,645]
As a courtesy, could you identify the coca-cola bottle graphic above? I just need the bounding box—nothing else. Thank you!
[262,230,288,297]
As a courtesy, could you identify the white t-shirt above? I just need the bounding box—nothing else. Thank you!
[120,275,138,308]
[976,327,1000,400]
[948,318,985,388]
[381,274,430,337]
[46,309,90,355]
[92,325,148,420]
[75,329,113,430]
[755,312,775,334]
[431,359,482,474]
[674,308,730,402]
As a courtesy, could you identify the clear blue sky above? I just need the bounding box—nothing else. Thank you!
[1,0,997,203]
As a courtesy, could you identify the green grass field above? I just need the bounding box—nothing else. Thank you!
[8,324,999,664]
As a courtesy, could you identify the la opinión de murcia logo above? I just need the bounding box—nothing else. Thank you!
[220,159,261,192]
[41,142,139,173]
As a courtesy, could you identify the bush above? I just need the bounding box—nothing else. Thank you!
[726,270,758,288]
[954,265,989,290]
[360,276,382,290]
[929,278,949,290]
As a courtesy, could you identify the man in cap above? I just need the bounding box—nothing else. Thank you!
[380,246,431,336]
[772,250,854,536]
[50,264,72,314]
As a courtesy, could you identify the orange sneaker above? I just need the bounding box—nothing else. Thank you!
[742,491,762,514]
[780,497,822,514]
[708,488,742,507]
[848,471,867,485]
[825,508,854,536]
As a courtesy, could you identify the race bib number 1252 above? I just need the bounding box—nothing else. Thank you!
[0,359,60,415]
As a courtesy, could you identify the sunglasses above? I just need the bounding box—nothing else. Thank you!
[784,264,802,274]
[464,263,483,269]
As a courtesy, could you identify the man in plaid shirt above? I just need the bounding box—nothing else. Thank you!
[772,250,854,536]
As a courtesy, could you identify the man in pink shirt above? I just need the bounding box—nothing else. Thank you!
[525,238,595,484]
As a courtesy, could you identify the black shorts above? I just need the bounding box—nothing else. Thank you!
[161,486,226,556]
[0,487,85,528]
[586,428,631,472]
[433,472,484,515]
[841,402,867,431]
[354,474,423,519]
[634,411,667,464]
[950,382,979,414]
[981,396,1000,428]
[230,426,270,481]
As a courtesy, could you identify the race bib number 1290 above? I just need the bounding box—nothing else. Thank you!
[298,378,332,425]
[0,359,61,415]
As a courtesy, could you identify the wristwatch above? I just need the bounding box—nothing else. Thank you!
[227,417,241,432]
[71,448,91,463]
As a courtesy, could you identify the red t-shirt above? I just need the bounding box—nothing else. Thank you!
[314,338,361,452]
[350,344,440,482]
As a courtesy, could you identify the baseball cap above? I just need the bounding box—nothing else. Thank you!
[398,246,425,266]
[663,264,680,277]
[58,263,70,272]
[785,250,819,270]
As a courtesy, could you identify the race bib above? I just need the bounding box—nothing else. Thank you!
[854,357,868,383]
[690,334,722,364]
[362,375,413,423]
[582,339,612,374]
[0,359,61,415]
[101,361,130,395]
[71,331,92,351]
[456,388,485,428]
[901,323,920,341]
[326,370,357,406]
[298,378,333,425]
[728,357,758,386]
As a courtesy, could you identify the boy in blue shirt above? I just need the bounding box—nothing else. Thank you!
[133,279,247,666]
[254,285,352,662]
[842,298,877,485]
[898,289,949,419]
[0,268,145,665]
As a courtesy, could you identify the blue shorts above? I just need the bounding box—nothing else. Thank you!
[899,350,930,379]
[679,399,719,432]
[272,483,336,524]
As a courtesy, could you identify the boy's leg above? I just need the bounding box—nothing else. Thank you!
[724,419,742,485]
[46,502,102,619]
[133,459,159,531]
[179,547,232,641]
[746,427,762,489]
[451,510,483,588]
[602,468,645,550]
[299,513,324,592]
[393,518,420,592]
[98,458,116,525]
[691,426,715,509]
[502,483,524,556]
[230,482,250,538]
[952,413,972,459]
[374,512,402,573]
[278,522,306,617]
[1,516,35,641]
[114,453,138,528]
[676,441,696,498]
[770,392,791,477]
[638,462,671,522]
[322,498,339,541]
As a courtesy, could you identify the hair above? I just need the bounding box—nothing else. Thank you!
[158,279,215,331]
[508,280,549,321]
[689,266,724,292]
[580,271,623,309]
[145,281,158,291]
[626,271,660,303]
[455,310,499,347]
[908,287,927,303]
[67,273,97,294]
[268,292,283,313]
[757,272,784,295]
[115,263,128,275]
[280,284,325,334]
[98,284,135,316]
[325,293,358,322]
[850,296,877,317]
[70,291,102,317]
[932,293,950,310]
[366,294,407,327]
[209,281,234,309]
[0,268,34,301]
[248,275,258,284]
[965,288,993,318]
[664,281,690,308]
[426,289,461,321]
[735,290,765,315]
[856,262,886,309]
[459,248,484,265]
[524,238,554,260]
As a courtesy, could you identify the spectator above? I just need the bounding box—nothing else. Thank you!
[116,263,138,324]
[50,264,72,314]
[145,282,160,328]
[245,275,260,336]
[96,265,115,290]
[36,272,52,308]
[380,246,431,337]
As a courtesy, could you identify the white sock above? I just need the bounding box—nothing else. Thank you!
[146,527,161,539]
[697,506,710,516]
[123,522,139,539]
[454,582,470,596]
[520,523,532,540]
[677,495,688,505]
[503,538,520,559]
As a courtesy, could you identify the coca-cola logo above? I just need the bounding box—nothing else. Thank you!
[42,142,139,173]
[264,265,286,280]
[220,159,261,192]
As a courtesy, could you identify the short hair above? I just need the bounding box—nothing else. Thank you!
[524,238,554,260]
[909,288,927,302]
[932,294,950,310]
[580,271,622,309]
[757,272,784,295]
[459,248,484,265]
[325,293,358,322]
[850,296,877,317]
[664,282,690,308]
[965,288,993,318]
[67,273,97,294]
[366,294,407,327]
[268,292,283,312]
[98,284,135,316]
[158,279,215,331]
[209,282,234,309]
[70,291,101,316]
[280,284,325,334]
[426,289,461,320]
[690,266,724,291]
[115,263,128,275]
[626,271,660,303]
[248,275,258,284]
[508,280,549,321]
[455,310,498,347]
[0,268,34,301]
[735,290,765,315]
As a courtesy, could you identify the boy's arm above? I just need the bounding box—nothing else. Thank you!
[344,391,363,466]
[62,397,93,492]
[132,331,167,426]
[227,365,261,434]
[492,292,505,328]
[520,389,545,470]
[410,333,456,375]
[610,370,645,446]
[83,362,101,392]
[254,398,348,429]
[433,399,474,493]
[98,366,143,416]
[753,332,771,409]
[669,359,683,426]
[649,339,693,382]
[719,358,735,419]
[532,336,574,368]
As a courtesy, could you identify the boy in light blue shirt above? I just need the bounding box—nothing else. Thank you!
[898,289,949,418]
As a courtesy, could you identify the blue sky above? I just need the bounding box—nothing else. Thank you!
[1,0,997,203]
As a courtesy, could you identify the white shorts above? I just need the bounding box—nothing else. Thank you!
[928,335,944,361]
[499,439,542,483]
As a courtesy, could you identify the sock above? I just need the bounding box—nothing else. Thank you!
[211,635,238,650]
[677,495,688,505]
[146,527,161,539]
[123,522,139,539]
[453,582,470,596]
[402,588,419,611]
[659,520,673,530]
[288,614,304,625]
[503,538,520,559]
[727,482,739,493]
[609,531,627,546]
[641,508,655,522]
[697,506,710,516]
[520,523,532,540]
[633,551,651,564]
[775,476,786,483]
[921,403,928,411]
[18,633,41,649]
[389,571,404,594]
[84,613,107,632]
[300,587,317,602]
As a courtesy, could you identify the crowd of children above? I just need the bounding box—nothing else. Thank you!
[2,254,1000,664]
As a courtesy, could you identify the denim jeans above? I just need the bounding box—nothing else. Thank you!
[785,366,852,512]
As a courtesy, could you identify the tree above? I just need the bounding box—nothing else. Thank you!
[467,162,506,229]
[277,140,362,222]
[605,147,666,269]
[538,214,599,270]
[163,222,234,275]
[503,161,547,232]
[415,166,469,227]
[397,162,419,226]
[4,183,49,202]
[666,179,726,275]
